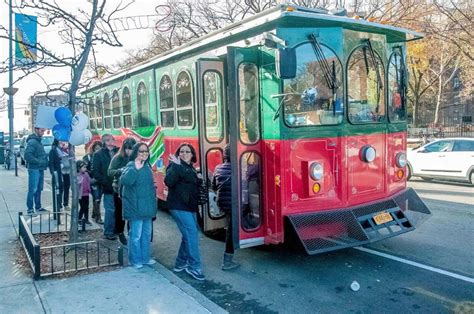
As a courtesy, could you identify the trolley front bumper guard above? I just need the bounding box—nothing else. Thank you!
[287,188,431,255]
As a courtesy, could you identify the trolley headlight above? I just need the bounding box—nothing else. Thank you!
[360,145,376,163]
[310,162,324,180]
[395,152,407,168]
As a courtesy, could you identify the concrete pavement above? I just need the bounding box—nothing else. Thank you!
[0,165,226,314]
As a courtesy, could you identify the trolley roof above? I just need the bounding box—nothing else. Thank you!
[85,4,423,92]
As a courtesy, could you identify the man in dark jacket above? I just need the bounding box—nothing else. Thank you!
[92,134,118,240]
[212,144,239,271]
[25,127,49,215]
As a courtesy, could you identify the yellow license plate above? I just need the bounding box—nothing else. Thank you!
[373,212,393,225]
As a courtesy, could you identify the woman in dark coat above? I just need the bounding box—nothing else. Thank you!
[83,141,103,224]
[165,143,205,281]
[108,137,136,245]
[120,142,157,269]
[48,139,72,211]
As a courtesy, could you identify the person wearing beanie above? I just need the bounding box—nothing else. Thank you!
[77,160,92,225]
[212,143,240,271]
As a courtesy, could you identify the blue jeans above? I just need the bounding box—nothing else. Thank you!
[103,193,115,236]
[170,210,201,271]
[26,169,44,211]
[129,219,152,266]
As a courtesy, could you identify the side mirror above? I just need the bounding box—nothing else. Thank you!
[276,47,296,79]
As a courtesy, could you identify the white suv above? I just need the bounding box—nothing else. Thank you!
[407,138,474,185]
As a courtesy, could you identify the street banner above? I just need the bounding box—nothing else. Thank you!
[15,13,37,66]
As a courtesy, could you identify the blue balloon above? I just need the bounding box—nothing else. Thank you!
[52,124,71,141]
[54,107,72,127]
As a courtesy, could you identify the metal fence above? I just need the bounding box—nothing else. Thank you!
[408,123,474,139]
[18,212,123,280]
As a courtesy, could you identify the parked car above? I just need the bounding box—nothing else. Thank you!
[19,135,54,166]
[407,138,474,185]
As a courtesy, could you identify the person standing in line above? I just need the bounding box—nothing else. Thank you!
[24,127,49,215]
[212,144,240,271]
[165,143,205,281]
[83,141,103,224]
[120,142,157,269]
[49,140,72,212]
[108,137,136,245]
[76,160,92,225]
[92,134,118,240]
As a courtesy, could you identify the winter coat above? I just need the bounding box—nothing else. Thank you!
[48,145,70,175]
[77,172,91,198]
[24,134,48,170]
[108,154,130,194]
[120,161,157,220]
[211,161,232,213]
[164,160,199,213]
[92,147,118,194]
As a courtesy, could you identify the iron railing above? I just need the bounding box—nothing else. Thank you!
[18,212,123,280]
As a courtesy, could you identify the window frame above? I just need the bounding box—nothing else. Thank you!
[346,43,386,125]
[202,70,224,143]
[158,73,175,129]
[237,62,261,145]
[111,89,121,129]
[136,81,150,128]
[175,69,195,130]
[96,96,103,130]
[387,50,407,123]
[282,41,345,128]
[103,92,112,129]
[121,86,132,128]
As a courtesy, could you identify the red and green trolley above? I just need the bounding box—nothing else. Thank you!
[82,5,430,254]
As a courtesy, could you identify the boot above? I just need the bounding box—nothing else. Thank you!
[221,253,240,271]
[93,202,103,224]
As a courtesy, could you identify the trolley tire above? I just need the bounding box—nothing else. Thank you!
[421,177,433,182]
[406,163,412,181]
[469,171,474,186]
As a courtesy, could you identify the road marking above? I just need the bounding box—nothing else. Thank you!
[355,246,474,284]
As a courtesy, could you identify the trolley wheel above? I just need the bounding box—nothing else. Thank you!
[469,171,474,186]
[406,163,412,181]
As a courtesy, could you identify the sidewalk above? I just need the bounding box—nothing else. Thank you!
[0,166,226,314]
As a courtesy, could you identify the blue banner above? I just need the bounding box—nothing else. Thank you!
[15,13,37,66]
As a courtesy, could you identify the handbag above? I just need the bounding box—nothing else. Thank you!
[197,181,209,205]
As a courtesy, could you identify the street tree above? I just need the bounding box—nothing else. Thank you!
[0,0,133,242]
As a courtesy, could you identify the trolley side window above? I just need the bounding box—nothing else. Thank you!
[176,71,194,128]
[96,96,103,129]
[203,71,224,143]
[112,90,121,129]
[241,151,262,231]
[88,99,96,129]
[347,45,385,123]
[238,63,260,144]
[283,42,344,126]
[137,82,151,127]
[122,87,132,128]
[159,74,175,128]
[103,93,111,129]
[388,51,406,122]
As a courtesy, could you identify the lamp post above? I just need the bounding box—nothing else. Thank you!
[5,0,19,176]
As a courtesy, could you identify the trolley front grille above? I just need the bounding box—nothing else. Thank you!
[286,188,430,255]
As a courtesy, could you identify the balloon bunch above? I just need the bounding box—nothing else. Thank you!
[52,107,92,145]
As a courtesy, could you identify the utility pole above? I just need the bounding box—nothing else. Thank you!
[4,0,19,176]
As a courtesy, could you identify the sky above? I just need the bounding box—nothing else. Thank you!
[0,0,161,134]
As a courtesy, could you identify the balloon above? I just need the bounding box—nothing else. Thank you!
[82,129,92,145]
[69,129,85,146]
[71,112,89,131]
[52,124,70,141]
[54,107,72,127]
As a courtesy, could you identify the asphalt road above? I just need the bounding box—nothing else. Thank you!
[151,179,474,313]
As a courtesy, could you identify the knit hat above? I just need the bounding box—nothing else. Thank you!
[223,144,230,161]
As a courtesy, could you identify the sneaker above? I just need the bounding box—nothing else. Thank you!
[145,259,157,266]
[27,210,38,217]
[118,234,128,246]
[64,206,70,211]
[36,208,48,212]
[185,268,206,281]
[84,220,93,226]
[104,235,117,241]
[95,218,104,225]
[133,264,143,269]
[173,264,188,273]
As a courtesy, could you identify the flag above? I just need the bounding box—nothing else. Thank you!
[15,13,37,66]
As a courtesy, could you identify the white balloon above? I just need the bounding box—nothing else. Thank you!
[83,129,93,145]
[71,112,89,131]
[69,129,85,146]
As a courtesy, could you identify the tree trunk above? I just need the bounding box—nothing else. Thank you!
[68,157,79,242]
